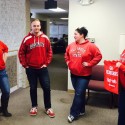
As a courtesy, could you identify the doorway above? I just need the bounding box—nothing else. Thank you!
[48,53,68,91]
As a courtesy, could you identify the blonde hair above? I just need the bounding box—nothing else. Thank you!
[31,18,40,24]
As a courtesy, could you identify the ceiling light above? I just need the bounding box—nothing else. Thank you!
[49,7,66,12]
[79,0,94,5]
[60,18,68,20]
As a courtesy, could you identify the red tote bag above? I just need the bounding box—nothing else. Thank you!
[104,60,119,94]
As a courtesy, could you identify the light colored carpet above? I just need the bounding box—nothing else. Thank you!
[0,88,118,125]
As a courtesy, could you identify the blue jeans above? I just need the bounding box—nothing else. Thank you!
[118,88,125,125]
[0,69,10,109]
[70,74,90,118]
[26,67,51,109]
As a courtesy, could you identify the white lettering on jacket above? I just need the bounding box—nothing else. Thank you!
[71,47,86,57]
[30,42,44,49]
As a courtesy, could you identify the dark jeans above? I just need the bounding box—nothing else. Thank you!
[0,69,10,109]
[118,88,125,125]
[70,74,90,118]
[26,67,51,109]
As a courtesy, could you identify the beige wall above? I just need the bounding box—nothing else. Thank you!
[0,0,30,51]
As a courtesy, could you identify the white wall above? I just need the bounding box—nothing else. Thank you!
[68,0,125,90]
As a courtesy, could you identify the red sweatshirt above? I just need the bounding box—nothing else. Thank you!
[65,40,102,76]
[119,49,125,89]
[18,32,52,68]
[0,41,8,70]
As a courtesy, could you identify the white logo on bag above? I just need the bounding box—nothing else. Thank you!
[106,66,118,76]
[109,66,113,70]
[107,78,117,84]
[106,70,118,76]
[108,83,115,87]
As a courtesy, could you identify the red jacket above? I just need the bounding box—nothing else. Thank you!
[18,32,52,68]
[0,41,8,70]
[65,40,102,76]
[119,50,125,89]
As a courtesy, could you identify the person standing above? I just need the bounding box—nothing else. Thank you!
[0,40,12,117]
[18,19,55,118]
[116,50,125,125]
[65,27,102,122]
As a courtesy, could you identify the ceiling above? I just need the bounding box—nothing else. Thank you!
[30,0,69,21]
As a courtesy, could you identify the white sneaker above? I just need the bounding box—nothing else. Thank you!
[68,115,74,123]
[45,108,55,118]
[30,107,37,116]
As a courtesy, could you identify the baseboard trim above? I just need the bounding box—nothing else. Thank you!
[68,89,89,95]
[10,85,19,93]
[68,89,74,94]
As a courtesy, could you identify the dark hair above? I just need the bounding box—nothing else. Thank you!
[75,27,88,38]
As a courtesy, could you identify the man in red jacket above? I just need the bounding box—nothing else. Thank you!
[18,19,55,118]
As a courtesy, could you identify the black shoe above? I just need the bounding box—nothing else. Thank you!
[2,110,12,117]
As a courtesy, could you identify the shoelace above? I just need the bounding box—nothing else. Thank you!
[47,109,53,113]
[31,108,37,112]
[70,115,74,120]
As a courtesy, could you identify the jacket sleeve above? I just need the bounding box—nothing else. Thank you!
[64,46,70,65]
[88,44,102,67]
[0,41,8,53]
[119,64,125,72]
[18,38,27,68]
[46,39,53,66]
[2,42,8,53]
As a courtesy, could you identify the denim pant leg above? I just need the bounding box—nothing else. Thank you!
[38,67,51,109]
[118,89,125,125]
[70,76,89,118]
[26,68,38,107]
[0,69,10,108]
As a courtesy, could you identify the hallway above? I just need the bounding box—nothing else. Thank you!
[48,53,68,91]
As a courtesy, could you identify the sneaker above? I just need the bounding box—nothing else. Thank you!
[79,112,85,116]
[46,108,55,118]
[68,115,75,123]
[30,107,37,116]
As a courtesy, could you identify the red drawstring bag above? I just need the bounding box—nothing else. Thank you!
[104,60,119,94]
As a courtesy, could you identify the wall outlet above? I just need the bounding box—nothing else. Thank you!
[88,38,95,43]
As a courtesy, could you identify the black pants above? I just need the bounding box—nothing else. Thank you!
[26,67,51,109]
[118,88,125,125]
